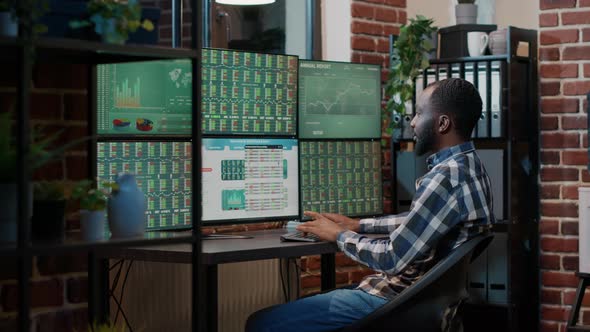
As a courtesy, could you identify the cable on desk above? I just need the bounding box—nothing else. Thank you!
[279,259,289,303]
[108,259,134,332]
[109,259,124,272]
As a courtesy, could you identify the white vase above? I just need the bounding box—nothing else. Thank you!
[0,12,17,37]
[108,173,146,238]
[80,210,106,241]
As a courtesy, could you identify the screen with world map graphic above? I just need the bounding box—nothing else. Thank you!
[96,59,193,135]
[298,60,381,139]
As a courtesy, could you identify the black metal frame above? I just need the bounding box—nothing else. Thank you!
[9,0,204,331]
[389,26,539,332]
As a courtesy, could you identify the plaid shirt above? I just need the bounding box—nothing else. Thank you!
[336,141,495,300]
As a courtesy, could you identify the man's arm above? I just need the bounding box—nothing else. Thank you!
[336,171,463,275]
[358,212,410,234]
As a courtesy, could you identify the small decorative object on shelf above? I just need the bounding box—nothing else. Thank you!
[489,28,508,55]
[385,15,437,141]
[31,181,69,241]
[69,0,154,44]
[455,0,477,25]
[108,173,146,238]
[72,179,117,241]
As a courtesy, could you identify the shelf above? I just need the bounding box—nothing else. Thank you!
[0,36,198,64]
[429,54,509,65]
[0,231,195,256]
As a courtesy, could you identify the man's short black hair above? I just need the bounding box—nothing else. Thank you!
[428,78,483,140]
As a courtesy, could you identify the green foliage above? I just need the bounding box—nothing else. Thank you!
[384,15,437,136]
[80,321,126,332]
[0,111,94,183]
[71,180,118,211]
[69,0,154,44]
[33,181,70,201]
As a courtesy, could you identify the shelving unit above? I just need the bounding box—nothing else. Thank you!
[390,26,538,332]
[4,1,204,331]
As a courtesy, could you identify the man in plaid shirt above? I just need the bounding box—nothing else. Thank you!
[246,78,495,332]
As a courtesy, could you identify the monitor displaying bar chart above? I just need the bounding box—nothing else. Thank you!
[201,48,298,136]
[96,59,193,135]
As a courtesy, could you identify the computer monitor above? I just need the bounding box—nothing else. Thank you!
[96,59,192,135]
[201,137,299,224]
[97,141,192,230]
[298,60,381,139]
[300,140,382,217]
[201,48,298,136]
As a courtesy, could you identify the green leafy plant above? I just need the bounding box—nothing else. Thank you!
[0,111,94,183]
[33,181,70,201]
[69,0,154,44]
[71,179,118,211]
[384,15,437,136]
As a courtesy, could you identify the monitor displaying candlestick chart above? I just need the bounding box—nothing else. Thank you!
[298,60,381,139]
[201,48,298,136]
[97,141,192,230]
[300,140,382,217]
[96,59,192,135]
[201,138,299,224]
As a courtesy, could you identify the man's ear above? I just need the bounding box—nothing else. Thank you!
[438,114,451,134]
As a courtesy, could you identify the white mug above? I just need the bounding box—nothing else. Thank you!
[467,32,489,57]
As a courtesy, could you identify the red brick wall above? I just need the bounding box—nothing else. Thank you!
[0,64,91,331]
[299,0,407,295]
[539,0,590,330]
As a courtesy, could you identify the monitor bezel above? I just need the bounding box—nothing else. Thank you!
[297,59,383,140]
[201,136,301,226]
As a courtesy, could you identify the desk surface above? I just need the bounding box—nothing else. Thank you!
[99,228,339,265]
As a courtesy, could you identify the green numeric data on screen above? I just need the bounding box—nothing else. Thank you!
[201,49,298,136]
[97,142,192,230]
[300,141,382,216]
[97,60,192,135]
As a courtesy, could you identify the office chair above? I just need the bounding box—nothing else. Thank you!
[339,233,494,332]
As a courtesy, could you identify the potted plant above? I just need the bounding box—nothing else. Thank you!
[69,0,154,44]
[31,181,70,241]
[71,179,118,241]
[0,111,92,243]
[384,15,437,141]
[456,0,477,25]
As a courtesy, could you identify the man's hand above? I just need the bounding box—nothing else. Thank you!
[297,211,347,242]
[321,213,361,232]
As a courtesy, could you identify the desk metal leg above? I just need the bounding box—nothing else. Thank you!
[320,253,336,291]
[567,277,590,329]
[205,265,218,332]
[88,252,110,325]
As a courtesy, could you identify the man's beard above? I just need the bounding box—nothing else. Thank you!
[415,120,435,157]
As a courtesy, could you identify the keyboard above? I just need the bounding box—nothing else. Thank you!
[280,231,321,243]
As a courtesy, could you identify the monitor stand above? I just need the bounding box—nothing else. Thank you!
[202,234,254,240]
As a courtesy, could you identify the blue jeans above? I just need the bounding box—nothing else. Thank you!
[245,289,388,332]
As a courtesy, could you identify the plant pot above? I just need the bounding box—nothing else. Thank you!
[80,210,106,241]
[0,183,33,243]
[455,4,478,25]
[31,200,66,242]
[108,174,146,238]
[100,18,126,45]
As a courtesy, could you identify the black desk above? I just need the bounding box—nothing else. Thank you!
[99,228,340,332]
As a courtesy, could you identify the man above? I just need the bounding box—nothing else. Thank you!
[246,78,495,332]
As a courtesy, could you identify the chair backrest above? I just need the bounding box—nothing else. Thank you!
[339,233,494,332]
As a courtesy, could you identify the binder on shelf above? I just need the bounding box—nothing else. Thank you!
[467,244,488,303]
[490,70,502,137]
[487,232,508,304]
[477,149,504,220]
